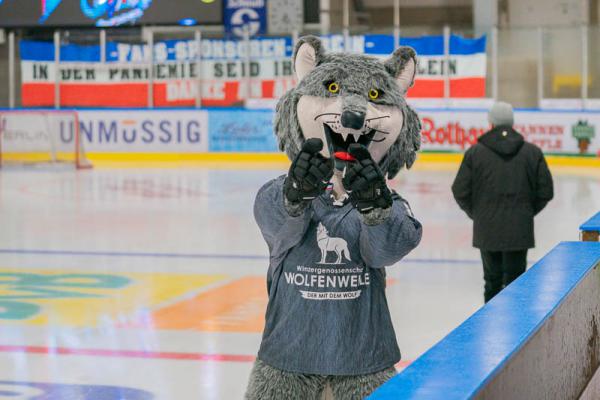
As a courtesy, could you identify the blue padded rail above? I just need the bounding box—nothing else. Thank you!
[369,241,600,400]
[580,212,600,232]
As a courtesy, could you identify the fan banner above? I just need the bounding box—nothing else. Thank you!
[19,34,487,108]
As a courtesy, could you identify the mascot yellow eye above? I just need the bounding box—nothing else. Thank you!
[368,89,379,100]
[327,82,340,94]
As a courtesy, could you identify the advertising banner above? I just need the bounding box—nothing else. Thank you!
[0,0,222,27]
[224,0,267,37]
[418,110,599,156]
[208,109,277,152]
[60,109,598,157]
[77,110,209,152]
[20,34,487,108]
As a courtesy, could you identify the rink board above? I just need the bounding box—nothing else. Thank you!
[0,108,599,161]
[581,212,600,231]
[369,241,600,400]
[581,212,600,241]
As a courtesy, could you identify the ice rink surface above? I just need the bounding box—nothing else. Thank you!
[0,162,598,399]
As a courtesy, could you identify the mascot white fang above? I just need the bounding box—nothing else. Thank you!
[246,35,423,400]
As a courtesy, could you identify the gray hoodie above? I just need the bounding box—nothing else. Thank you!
[254,176,422,375]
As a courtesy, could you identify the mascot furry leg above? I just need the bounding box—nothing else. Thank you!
[246,360,396,399]
[246,35,423,400]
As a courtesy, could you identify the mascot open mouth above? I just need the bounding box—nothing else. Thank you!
[322,124,378,162]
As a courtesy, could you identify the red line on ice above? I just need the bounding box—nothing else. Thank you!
[0,345,413,368]
[0,345,256,362]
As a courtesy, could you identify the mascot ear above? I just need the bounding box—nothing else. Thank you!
[293,36,325,82]
[384,46,417,95]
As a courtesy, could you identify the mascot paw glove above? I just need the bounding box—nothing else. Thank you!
[343,144,393,213]
[284,138,334,203]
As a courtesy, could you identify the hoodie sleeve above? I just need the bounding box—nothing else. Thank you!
[359,195,422,269]
[533,154,554,215]
[254,175,313,260]
[452,148,474,219]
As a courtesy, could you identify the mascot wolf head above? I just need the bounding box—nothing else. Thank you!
[274,35,421,180]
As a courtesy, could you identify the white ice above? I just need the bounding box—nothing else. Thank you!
[0,164,598,399]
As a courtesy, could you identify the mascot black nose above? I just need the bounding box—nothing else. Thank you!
[340,111,365,130]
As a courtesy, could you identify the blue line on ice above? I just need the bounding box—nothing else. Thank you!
[0,248,483,264]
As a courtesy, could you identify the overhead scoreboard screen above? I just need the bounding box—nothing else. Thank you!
[0,0,222,27]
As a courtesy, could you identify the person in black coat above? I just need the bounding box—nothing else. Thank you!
[452,102,554,302]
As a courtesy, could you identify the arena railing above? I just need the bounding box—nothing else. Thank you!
[368,240,600,400]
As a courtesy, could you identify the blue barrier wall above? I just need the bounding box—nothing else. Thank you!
[369,242,600,400]
[581,212,600,233]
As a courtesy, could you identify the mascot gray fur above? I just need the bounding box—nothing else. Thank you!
[246,36,423,400]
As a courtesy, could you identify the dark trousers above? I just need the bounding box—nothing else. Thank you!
[480,250,528,302]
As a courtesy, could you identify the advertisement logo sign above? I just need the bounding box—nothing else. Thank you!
[572,120,595,154]
[208,109,277,152]
[224,0,267,37]
[76,111,209,152]
[80,0,153,26]
[0,0,222,27]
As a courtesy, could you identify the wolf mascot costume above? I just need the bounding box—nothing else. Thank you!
[246,36,423,400]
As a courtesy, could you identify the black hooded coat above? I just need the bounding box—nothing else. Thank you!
[452,126,554,251]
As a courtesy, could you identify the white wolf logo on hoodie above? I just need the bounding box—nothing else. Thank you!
[316,223,351,264]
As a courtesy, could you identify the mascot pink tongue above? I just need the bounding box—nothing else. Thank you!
[245,35,423,400]
[334,151,356,161]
